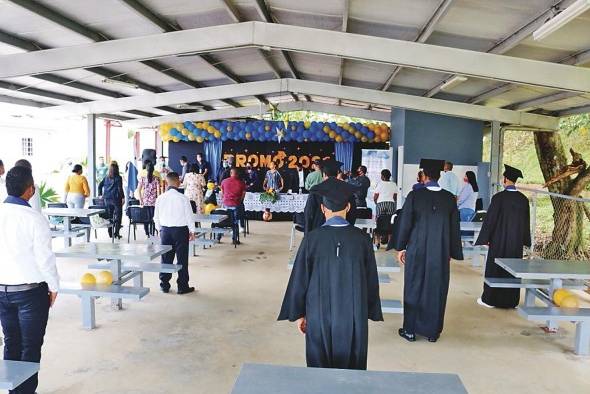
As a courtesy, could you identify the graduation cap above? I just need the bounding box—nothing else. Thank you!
[503,164,523,182]
[419,158,445,173]
[317,181,353,211]
[320,158,343,173]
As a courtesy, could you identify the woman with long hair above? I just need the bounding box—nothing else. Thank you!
[64,164,90,208]
[183,163,206,213]
[99,162,125,239]
[457,170,479,222]
[138,161,161,236]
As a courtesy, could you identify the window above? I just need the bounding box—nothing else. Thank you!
[22,137,33,156]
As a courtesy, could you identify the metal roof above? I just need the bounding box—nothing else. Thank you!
[0,0,588,125]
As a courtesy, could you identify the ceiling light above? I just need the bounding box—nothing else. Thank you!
[440,76,467,91]
[101,78,139,89]
[533,0,590,41]
[176,104,204,110]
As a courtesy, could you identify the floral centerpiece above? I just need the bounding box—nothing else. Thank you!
[260,188,279,203]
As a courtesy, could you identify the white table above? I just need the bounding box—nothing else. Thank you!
[44,208,104,247]
[354,218,376,230]
[56,243,171,310]
[231,364,467,394]
[243,192,308,213]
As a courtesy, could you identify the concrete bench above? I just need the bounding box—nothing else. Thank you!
[61,284,150,330]
[518,306,590,355]
[381,299,403,314]
[50,227,87,239]
[196,227,232,236]
[461,245,487,267]
[0,360,40,390]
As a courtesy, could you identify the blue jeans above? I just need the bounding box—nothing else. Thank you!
[0,284,50,394]
[459,208,475,222]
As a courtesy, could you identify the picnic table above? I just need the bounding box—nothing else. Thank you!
[44,207,104,247]
[193,213,228,225]
[459,222,486,267]
[354,218,376,231]
[495,258,590,355]
[231,363,468,394]
[55,242,173,329]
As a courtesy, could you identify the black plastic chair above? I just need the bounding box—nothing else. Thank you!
[356,207,373,219]
[211,208,240,247]
[126,206,155,242]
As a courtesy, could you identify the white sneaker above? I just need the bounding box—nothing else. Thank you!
[477,298,494,309]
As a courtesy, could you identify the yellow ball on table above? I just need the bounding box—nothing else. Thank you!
[552,288,571,306]
[560,295,580,309]
[204,203,217,214]
[96,270,113,285]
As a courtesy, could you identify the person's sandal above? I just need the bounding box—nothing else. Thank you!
[398,328,416,342]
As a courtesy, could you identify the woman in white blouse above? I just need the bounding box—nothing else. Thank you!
[457,171,479,222]
[373,169,398,217]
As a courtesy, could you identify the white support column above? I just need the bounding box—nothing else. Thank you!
[87,114,97,197]
[489,121,503,197]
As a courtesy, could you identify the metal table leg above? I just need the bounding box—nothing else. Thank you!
[574,321,590,356]
[110,259,123,310]
[64,216,72,248]
[81,295,96,330]
[546,278,563,331]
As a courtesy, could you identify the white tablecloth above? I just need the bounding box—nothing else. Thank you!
[243,192,308,213]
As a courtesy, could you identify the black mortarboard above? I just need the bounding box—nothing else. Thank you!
[317,180,353,211]
[419,158,445,173]
[503,164,523,182]
[320,158,343,173]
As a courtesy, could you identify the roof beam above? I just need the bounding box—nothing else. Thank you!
[8,0,228,110]
[44,78,559,129]
[380,0,455,91]
[442,0,576,100]
[506,91,580,111]
[466,83,513,104]
[558,103,590,116]
[3,22,589,94]
[337,0,350,106]
[252,0,309,101]
[123,101,391,127]
[0,94,52,108]
[120,0,179,32]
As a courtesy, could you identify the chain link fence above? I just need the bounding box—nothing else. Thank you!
[519,186,590,261]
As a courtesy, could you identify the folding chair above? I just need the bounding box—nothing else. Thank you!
[126,206,155,242]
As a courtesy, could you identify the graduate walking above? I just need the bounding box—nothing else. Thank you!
[393,159,463,342]
[303,158,357,234]
[475,165,531,309]
[278,185,383,370]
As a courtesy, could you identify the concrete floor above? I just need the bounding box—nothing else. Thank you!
[33,221,590,394]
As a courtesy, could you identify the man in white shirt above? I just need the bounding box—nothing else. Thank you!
[438,161,460,197]
[0,166,59,394]
[15,159,42,212]
[154,171,196,294]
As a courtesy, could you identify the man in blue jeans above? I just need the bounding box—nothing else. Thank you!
[0,166,60,393]
[154,172,196,294]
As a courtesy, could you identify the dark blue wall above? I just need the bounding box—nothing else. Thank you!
[390,109,484,171]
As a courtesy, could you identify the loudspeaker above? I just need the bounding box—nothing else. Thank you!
[141,149,157,167]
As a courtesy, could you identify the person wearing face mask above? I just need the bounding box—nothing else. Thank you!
[244,162,259,192]
[217,158,233,185]
[457,171,479,222]
[348,165,371,207]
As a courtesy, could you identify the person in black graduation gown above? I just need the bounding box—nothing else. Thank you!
[278,186,383,370]
[476,165,531,309]
[393,159,463,342]
[303,159,357,233]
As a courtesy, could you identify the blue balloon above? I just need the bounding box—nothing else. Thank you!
[183,121,192,129]
[367,131,375,139]
[303,130,310,139]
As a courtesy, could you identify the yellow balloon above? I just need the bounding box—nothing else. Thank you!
[196,136,204,143]
[188,134,196,141]
[368,124,375,131]
[553,289,571,306]
[304,121,311,129]
[374,137,381,143]
[96,270,113,285]
[323,126,330,133]
[80,273,96,285]
[181,128,189,136]
[335,135,343,142]
[204,203,217,214]
[354,132,362,139]
[202,121,209,128]
[207,126,216,134]
[214,131,221,138]
[561,295,579,309]
[207,182,215,190]
[196,122,203,129]
[245,132,252,139]
[265,124,272,131]
[172,137,180,143]
[361,136,368,142]
[328,131,336,138]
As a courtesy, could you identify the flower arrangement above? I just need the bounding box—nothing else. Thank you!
[260,188,279,203]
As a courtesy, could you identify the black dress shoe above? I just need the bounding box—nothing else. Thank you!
[177,287,195,295]
[398,328,416,342]
[160,287,170,294]
[428,337,438,343]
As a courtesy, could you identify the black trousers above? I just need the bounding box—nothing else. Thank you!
[0,284,50,394]
[105,199,123,237]
[143,206,156,236]
[159,226,190,290]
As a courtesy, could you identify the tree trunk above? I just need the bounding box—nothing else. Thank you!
[533,131,589,259]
